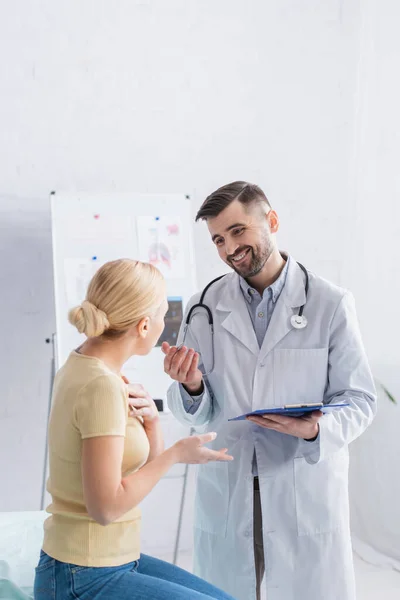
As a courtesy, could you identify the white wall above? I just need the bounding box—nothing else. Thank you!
[345,0,400,565]
[0,0,361,285]
[1,0,397,562]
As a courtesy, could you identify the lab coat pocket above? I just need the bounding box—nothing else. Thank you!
[273,348,328,406]
[195,462,229,537]
[294,449,349,536]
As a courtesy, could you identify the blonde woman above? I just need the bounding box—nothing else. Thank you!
[34,259,235,600]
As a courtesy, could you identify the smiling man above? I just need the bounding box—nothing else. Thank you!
[163,181,377,600]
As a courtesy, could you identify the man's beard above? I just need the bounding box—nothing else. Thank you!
[228,234,273,279]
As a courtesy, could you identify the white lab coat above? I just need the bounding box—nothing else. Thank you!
[167,257,377,600]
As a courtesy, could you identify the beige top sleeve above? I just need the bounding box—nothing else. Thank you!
[74,374,128,439]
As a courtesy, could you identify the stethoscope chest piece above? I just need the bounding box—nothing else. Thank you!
[290,314,308,329]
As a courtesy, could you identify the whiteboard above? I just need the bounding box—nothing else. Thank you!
[50,192,197,406]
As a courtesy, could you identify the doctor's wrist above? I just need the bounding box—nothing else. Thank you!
[183,380,204,396]
[304,424,320,442]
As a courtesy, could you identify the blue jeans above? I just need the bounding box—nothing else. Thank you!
[34,551,236,600]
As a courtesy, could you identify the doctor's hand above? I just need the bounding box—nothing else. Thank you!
[247,411,323,441]
[171,432,234,464]
[162,342,204,395]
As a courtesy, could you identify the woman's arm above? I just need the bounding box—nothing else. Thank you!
[142,418,164,461]
[82,435,175,525]
[82,432,232,526]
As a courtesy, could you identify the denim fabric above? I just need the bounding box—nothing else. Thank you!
[34,551,237,600]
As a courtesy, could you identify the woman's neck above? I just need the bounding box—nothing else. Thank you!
[77,337,133,373]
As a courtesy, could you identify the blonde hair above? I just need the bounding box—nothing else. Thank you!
[68,259,165,338]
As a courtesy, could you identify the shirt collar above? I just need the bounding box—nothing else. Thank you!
[239,255,290,304]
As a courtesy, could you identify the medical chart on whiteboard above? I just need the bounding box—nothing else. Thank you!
[63,257,103,307]
[137,216,185,279]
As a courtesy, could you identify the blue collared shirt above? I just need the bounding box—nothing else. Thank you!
[238,257,289,348]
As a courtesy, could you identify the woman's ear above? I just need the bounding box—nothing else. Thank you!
[137,317,150,339]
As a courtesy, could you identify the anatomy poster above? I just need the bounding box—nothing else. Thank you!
[137,216,185,278]
[63,257,102,308]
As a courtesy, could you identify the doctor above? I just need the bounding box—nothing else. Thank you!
[163,181,377,600]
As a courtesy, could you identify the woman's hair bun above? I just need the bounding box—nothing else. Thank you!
[68,300,110,337]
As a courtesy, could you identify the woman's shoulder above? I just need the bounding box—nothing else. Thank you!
[56,352,126,399]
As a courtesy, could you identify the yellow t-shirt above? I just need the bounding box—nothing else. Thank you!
[42,351,150,567]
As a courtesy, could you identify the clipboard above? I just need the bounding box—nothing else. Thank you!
[228,402,350,421]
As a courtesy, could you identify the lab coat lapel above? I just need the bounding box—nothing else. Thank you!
[259,258,307,361]
[216,274,259,357]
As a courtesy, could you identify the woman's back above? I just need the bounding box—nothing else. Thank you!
[44,350,150,567]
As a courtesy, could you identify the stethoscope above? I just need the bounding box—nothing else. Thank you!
[179,262,310,376]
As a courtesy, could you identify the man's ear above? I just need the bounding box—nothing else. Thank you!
[267,210,280,234]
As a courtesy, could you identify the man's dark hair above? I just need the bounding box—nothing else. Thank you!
[195,181,271,221]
